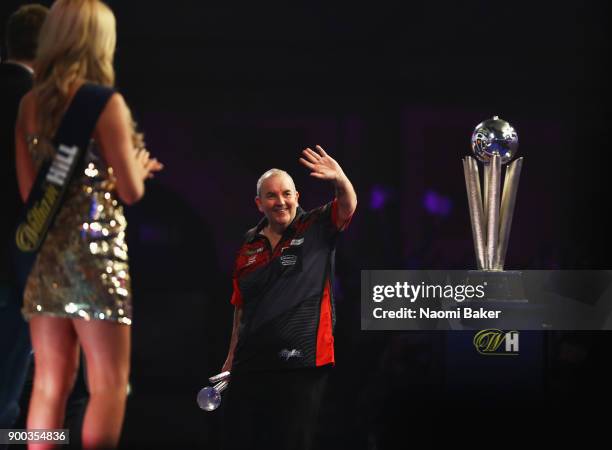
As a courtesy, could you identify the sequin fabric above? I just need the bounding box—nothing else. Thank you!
[22,136,132,325]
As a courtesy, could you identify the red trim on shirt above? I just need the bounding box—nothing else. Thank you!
[230,278,243,307]
[331,198,353,231]
[233,242,271,279]
[316,279,335,366]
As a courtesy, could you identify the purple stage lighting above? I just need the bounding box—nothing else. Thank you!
[369,185,389,210]
[423,190,452,217]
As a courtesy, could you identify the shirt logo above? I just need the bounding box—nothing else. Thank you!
[244,247,264,256]
[290,238,304,246]
[280,254,298,266]
[245,255,257,266]
[279,348,303,361]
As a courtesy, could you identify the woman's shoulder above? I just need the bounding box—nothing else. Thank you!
[18,89,37,116]
[105,90,127,109]
[98,91,130,124]
[17,89,38,132]
[21,88,36,102]
[93,91,132,147]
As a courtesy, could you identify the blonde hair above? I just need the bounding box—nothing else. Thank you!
[34,0,143,148]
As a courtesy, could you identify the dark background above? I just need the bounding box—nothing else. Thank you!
[3,0,612,446]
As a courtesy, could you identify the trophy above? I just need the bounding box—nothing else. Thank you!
[197,371,230,411]
[462,116,525,302]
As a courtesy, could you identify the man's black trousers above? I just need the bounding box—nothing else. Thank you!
[221,366,330,450]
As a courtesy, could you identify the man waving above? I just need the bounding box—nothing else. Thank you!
[221,145,357,450]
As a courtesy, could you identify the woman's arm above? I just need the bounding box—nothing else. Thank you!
[95,93,162,205]
[15,92,37,202]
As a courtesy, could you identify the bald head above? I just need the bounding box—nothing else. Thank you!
[256,168,296,197]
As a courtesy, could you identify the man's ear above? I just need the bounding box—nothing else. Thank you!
[255,196,264,213]
[295,191,300,204]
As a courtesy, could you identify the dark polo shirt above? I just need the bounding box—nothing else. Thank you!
[230,199,350,372]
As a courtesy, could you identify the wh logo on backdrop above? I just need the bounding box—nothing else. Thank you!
[473,329,519,355]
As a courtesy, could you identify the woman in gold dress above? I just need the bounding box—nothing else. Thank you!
[14,1,162,448]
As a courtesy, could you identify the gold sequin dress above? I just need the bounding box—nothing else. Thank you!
[22,136,132,325]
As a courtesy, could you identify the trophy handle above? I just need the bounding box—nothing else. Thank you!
[483,163,490,232]
[494,157,523,270]
[485,154,502,270]
[463,156,486,269]
[209,371,231,383]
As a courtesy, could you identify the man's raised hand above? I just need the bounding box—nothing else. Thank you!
[299,145,346,182]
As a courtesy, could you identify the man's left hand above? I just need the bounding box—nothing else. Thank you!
[299,144,357,229]
[299,145,346,182]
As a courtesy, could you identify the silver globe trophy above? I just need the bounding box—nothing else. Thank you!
[197,371,230,412]
[462,116,526,303]
[463,116,522,271]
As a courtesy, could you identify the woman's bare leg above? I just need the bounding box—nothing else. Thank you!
[27,316,79,450]
[72,319,130,449]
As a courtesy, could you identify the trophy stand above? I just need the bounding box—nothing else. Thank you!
[462,116,526,304]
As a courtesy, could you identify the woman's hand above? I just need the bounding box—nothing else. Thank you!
[135,148,164,179]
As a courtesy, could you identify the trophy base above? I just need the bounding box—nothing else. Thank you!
[465,270,526,303]
[459,270,548,329]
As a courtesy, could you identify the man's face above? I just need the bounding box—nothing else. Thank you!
[255,174,300,230]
